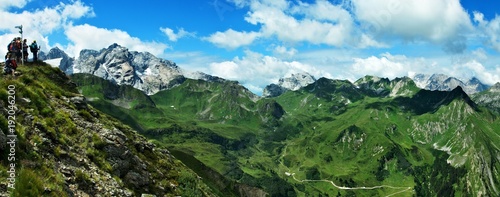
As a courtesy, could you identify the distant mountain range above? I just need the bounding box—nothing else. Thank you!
[412,73,489,95]
[41,44,493,97]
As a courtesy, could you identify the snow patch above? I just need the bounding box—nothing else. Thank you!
[45,58,63,68]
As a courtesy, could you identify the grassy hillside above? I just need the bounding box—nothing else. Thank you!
[73,72,500,196]
[0,63,215,196]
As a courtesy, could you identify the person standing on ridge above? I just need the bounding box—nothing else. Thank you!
[22,39,29,62]
[30,40,40,62]
[7,38,18,62]
[6,39,15,60]
[15,37,22,62]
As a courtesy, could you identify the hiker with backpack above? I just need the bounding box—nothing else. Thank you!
[30,40,40,62]
[7,38,17,61]
[22,39,29,62]
[4,52,17,76]
[14,37,22,62]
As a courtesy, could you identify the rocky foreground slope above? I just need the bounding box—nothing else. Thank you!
[0,63,214,196]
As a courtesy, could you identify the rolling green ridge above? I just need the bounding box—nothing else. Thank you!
[73,73,500,196]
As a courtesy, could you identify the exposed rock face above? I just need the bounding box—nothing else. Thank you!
[262,84,287,97]
[183,71,227,83]
[354,76,418,97]
[472,82,500,114]
[70,96,87,110]
[263,73,316,97]
[71,44,186,95]
[412,74,489,95]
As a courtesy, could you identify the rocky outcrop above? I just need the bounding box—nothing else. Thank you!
[472,82,500,114]
[70,44,186,95]
[263,73,316,97]
[354,76,418,97]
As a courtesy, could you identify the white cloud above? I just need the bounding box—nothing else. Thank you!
[292,0,352,23]
[350,53,435,80]
[0,0,30,10]
[448,60,500,85]
[64,24,169,58]
[204,29,260,49]
[348,51,500,85]
[274,45,297,57]
[352,0,472,52]
[245,0,353,46]
[474,12,500,52]
[0,1,94,34]
[59,0,95,19]
[0,0,94,57]
[472,48,488,61]
[160,27,195,42]
[209,0,384,49]
[208,50,331,94]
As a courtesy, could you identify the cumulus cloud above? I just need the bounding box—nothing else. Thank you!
[245,0,354,46]
[474,12,500,52]
[160,27,195,42]
[204,29,260,49]
[350,53,434,79]
[352,0,472,53]
[0,0,30,10]
[208,50,331,94]
[273,45,297,57]
[210,0,384,49]
[349,51,500,85]
[0,0,94,57]
[64,24,169,58]
[448,60,500,85]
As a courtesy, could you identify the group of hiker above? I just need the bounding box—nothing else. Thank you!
[4,37,40,76]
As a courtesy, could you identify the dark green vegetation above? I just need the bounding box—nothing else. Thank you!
[72,71,500,196]
[0,63,215,196]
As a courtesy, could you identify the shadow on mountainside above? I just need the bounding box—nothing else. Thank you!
[366,86,479,115]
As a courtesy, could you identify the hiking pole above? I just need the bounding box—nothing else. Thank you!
[15,25,23,65]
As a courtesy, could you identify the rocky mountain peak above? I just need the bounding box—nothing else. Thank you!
[489,82,500,92]
[412,73,489,95]
[42,47,69,59]
[70,44,186,95]
[263,72,316,97]
[280,72,317,90]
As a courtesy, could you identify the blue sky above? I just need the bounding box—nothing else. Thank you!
[1,0,500,94]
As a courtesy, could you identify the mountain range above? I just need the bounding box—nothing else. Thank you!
[8,44,498,196]
[42,44,491,97]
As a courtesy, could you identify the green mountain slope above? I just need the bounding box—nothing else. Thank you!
[73,72,500,196]
[0,63,215,196]
[472,82,500,115]
[73,74,280,196]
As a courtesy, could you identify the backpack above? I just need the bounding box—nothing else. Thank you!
[30,43,37,52]
[4,59,16,74]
